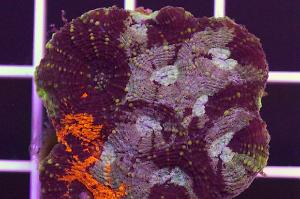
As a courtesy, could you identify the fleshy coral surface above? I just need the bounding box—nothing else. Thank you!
[35,6,270,199]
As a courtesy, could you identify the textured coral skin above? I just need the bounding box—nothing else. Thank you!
[35,6,270,199]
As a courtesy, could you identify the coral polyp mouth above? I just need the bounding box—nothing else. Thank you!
[36,6,270,199]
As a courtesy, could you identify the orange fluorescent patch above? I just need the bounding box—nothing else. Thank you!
[59,157,126,199]
[56,113,127,198]
[56,113,102,152]
[81,92,88,98]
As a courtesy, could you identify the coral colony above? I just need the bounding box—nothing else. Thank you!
[35,6,270,199]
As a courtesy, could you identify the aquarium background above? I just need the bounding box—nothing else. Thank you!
[0,0,300,198]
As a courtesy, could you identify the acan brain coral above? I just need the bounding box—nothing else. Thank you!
[35,6,270,199]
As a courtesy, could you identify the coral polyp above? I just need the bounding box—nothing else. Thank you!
[35,6,270,199]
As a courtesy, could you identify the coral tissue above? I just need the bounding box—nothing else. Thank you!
[35,6,270,199]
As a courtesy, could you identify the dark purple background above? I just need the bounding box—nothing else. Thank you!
[0,0,299,198]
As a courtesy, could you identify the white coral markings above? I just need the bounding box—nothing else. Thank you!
[150,65,179,86]
[192,95,208,117]
[208,131,235,163]
[209,47,238,70]
[135,115,162,136]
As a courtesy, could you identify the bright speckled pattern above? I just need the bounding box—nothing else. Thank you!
[35,6,270,199]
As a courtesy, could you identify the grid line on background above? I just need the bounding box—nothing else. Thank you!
[0,0,299,198]
[214,0,225,18]
[125,0,136,10]
[0,160,32,173]
[30,0,46,198]
[1,66,300,83]
[0,66,34,78]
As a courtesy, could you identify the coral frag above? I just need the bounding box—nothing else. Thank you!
[35,6,270,199]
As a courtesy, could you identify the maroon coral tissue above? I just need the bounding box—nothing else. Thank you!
[35,6,270,199]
